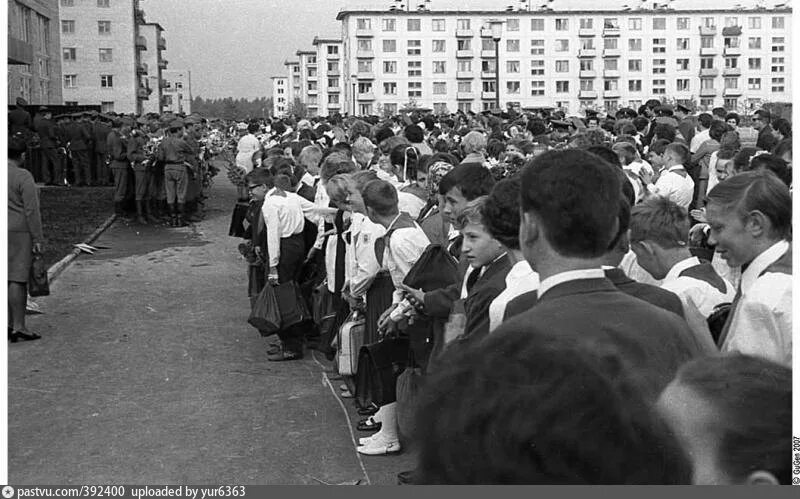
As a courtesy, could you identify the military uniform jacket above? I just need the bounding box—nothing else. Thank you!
[106,131,129,168]
[64,122,92,151]
[33,117,59,149]
[93,122,111,153]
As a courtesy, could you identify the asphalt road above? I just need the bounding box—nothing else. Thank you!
[8,166,414,485]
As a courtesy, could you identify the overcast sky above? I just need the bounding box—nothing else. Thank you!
[143,0,780,100]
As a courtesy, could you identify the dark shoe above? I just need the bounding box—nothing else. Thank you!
[357,417,381,432]
[266,341,282,355]
[169,215,178,227]
[11,330,41,342]
[176,215,187,227]
[397,469,417,485]
[267,349,303,362]
[357,404,379,416]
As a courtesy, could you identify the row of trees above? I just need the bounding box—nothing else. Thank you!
[190,96,274,120]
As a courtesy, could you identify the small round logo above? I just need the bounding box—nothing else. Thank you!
[2,486,15,498]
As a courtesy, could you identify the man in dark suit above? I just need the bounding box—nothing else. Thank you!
[9,97,32,139]
[752,109,777,152]
[491,149,710,400]
[64,113,93,186]
[33,107,62,185]
[92,114,112,185]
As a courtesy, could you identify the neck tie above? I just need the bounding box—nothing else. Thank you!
[466,266,483,295]
[716,286,742,348]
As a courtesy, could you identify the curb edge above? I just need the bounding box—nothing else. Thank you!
[47,214,118,283]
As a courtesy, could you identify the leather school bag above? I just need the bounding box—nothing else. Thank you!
[337,310,366,377]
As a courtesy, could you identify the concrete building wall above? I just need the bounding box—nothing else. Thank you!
[161,69,192,114]
[284,60,301,112]
[271,76,288,117]
[7,0,63,105]
[314,38,343,116]
[139,23,165,114]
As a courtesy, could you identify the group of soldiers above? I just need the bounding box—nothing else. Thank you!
[8,97,224,227]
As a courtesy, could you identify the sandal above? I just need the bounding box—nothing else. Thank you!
[11,329,41,342]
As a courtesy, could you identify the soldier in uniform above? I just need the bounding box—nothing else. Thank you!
[33,107,63,185]
[182,116,203,221]
[107,119,132,218]
[146,120,168,221]
[126,119,155,224]
[64,112,94,186]
[9,97,32,139]
[93,114,112,186]
[548,119,574,148]
[157,120,195,227]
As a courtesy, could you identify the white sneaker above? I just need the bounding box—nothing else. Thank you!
[357,439,401,455]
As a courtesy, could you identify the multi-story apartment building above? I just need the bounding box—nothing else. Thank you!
[138,22,167,114]
[161,69,191,115]
[295,49,319,117]
[271,76,288,117]
[284,59,301,111]
[8,0,63,105]
[58,0,167,114]
[336,2,792,115]
[313,36,344,116]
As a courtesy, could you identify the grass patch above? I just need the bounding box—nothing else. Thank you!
[39,186,114,267]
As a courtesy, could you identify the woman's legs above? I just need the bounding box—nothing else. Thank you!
[8,282,27,331]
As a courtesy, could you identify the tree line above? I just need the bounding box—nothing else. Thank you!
[190,96,274,120]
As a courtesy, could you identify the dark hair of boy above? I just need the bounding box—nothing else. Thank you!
[404,124,424,143]
[244,167,275,189]
[438,163,496,199]
[746,154,792,188]
[584,145,621,169]
[482,177,522,250]
[362,179,399,217]
[520,149,620,258]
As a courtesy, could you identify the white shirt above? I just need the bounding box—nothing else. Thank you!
[381,217,430,303]
[489,260,540,332]
[300,171,315,188]
[347,213,386,299]
[619,250,662,286]
[722,240,792,366]
[235,134,261,173]
[649,165,695,209]
[538,268,606,299]
[397,191,426,219]
[706,151,720,194]
[261,188,305,268]
[689,128,710,154]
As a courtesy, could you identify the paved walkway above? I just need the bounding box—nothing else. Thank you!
[8,168,414,485]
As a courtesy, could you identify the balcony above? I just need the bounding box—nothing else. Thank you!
[356,50,374,58]
[578,28,596,37]
[136,63,148,75]
[356,71,375,80]
[307,88,318,95]
[8,35,34,65]
[603,89,621,98]
[578,48,597,57]
[327,69,340,76]
[136,36,147,50]
[578,90,598,99]
[357,92,375,100]
[134,8,146,24]
[456,29,474,37]
[721,26,742,36]
[481,91,496,100]
[723,87,742,97]
[481,49,496,58]
[699,87,717,97]
[700,47,718,56]
[602,27,620,37]
[456,49,474,58]
[159,59,168,69]
[327,86,341,93]
[307,74,318,81]
[579,70,596,78]
[158,37,166,50]
[723,67,742,77]
[723,46,741,56]
[699,26,717,36]
[456,92,476,100]
[456,71,475,79]
[326,52,340,60]
[602,48,620,58]
[603,69,620,78]
[355,28,374,37]
[699,68,719,77]
[328,102,341,109]
[137,88,149,100]
[480,71,497,79]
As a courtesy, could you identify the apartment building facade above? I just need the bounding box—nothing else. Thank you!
[161,69,192,115]
[313,37,344,116]
[336,5,792,116]
[58,0,167,114]
[284,59,301,111]
[138,22,167,114]
[271,76,288,117]
[8,0,63,105]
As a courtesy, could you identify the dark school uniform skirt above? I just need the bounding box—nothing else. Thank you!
[277,232,305,283]
[364,270,395,345]
[8,231,33,283]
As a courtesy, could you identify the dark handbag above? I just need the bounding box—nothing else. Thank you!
[248,283,281,336]
[707,302,732,345]
[312,282,341,356]
[403,244,459,292]
[355,337,410,409]
[28,250,50,297]
[396,365,425,441]
[228,201,249,238]
[273,281,311,329]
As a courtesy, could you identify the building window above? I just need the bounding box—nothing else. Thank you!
[507,81,520,94]
[652,80,666,94]
[701,36,714,49]
[457,19,470,30]
[580,59,594,71]
[457,81,471,92]
[628,18,641,30]
[433,61,446,73]
[604,38,618,50]
[482,81,496,93]
[748,17,761,29]
[677,17,690,30]
[653,18,666,30]
[628,59,641,72]
[530,60,544,75]
[629,39,642,51]
[724,77,738,89]
[701,78,715,90]
[702,17,715,28]
[676,79,690,91]
[530,39,544,55]
[382,18,395,31]
[383,61,396,73]
[725,57,738,69]
[531,81,545,96]
[771,57,785,73]
[432,19,445,31]
[580,38,595,50]
[328,94,339,104]
[724,17,739,27]
[433,82,447,95]
[481,59,496,73]
[748,37,761,49]
[407,60,422,77]
[724,98,738,109]
[701,57,715,69]
[724,37,740,48]
[481,38,495,51]
[556,81,569,93]
[457,39,471,51]
[432,40,445,52]
[629,80,642,92]
[383,40,396,52]
[506,39,519,52]
[748,58,761,70]
[99,75,112,87]
[383,82,397,95]
[357,60,372,73]
[359,103,372,115]
[604,18,619,29]
[506,19,519,31]
[772,17,784,29]
[555,18,568,31]
[358,82,372,93]
[97,0,110,7]
[748,78,761,90]
[407,40,421,56]
[771,37,784,52]
[580,80,594,91]
[98,21,111,34]
[101,101,114,112]
[458,102,472,113]
[356,18,371,30]
[771,77,785,92]
[327,45,338,55]
[555,60,568,73]
[604,58,618,71]
[604,80,618,91]
[61,0,74,5]
[580,18,593,29]
[357,39,372,52]
[99,48,112,62]
[555,40,568,52]
[407,19,420,31]
[63,74,77,88]
[61,20,75,34]
[531,18,544,31]
[700,98,714,108]
[676,38,689,50]
[652,59,666,74]
[507,61,520,73]
[63,48,76,61]
[328,61,339,72]
[652,38,666,53]
[327,77,338,88]
[677,59,690,71]
[457,60,472,72]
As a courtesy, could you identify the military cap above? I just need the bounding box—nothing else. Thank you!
[675,103,692,114]
[15,97,27,106]
[550,119,572,129]
[170,119,185,129]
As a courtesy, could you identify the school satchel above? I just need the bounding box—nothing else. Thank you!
[28,250,50,297]
[338,310,366,377]
[355,337,410,409]
[228,201,249,238]
[707,302,732,345]
[248,284,281,336]
[273,281,311,330]
[396,364,425,443]
[402,243,459,292]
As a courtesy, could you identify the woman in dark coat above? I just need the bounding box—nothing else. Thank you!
[8,134,44,342]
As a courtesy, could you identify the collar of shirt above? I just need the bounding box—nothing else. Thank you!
[668,164,686,172]
[664,256,701,283]
[509,260,536,280]
[740,240,790,295]
[538,268,606,298]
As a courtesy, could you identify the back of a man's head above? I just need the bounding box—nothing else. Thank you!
[362,179,399,217]
[629,197,690,249]
[520,149,620,259]
[462,131,487,155]
[438,163,496,200]
[298,144,323,171]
